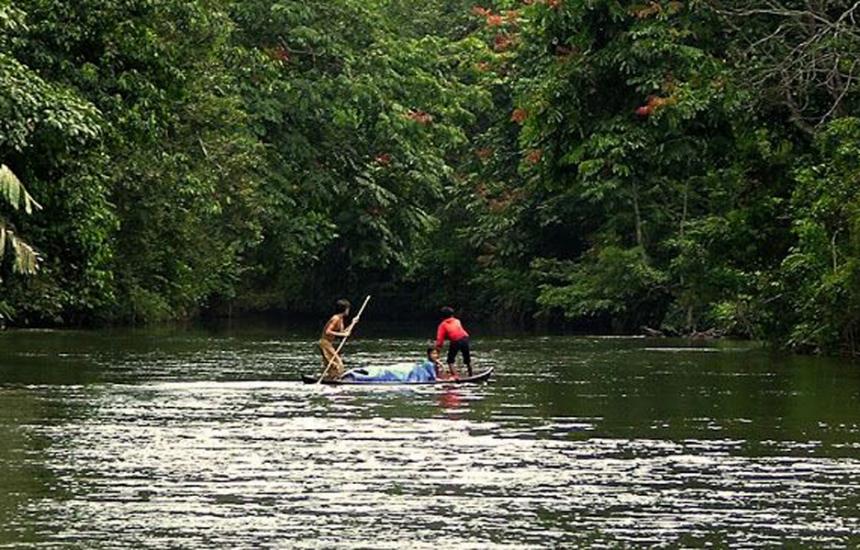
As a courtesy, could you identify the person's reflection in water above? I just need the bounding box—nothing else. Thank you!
[437,388,463,419]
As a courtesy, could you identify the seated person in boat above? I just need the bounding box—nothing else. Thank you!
[318,299,352,380]
[425,346,445,379]
[435,306,472,377]
[340,347,441,382]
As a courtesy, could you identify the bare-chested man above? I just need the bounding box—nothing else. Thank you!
[319,299,352,380]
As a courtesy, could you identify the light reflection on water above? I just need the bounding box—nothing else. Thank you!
[1,330,859,548]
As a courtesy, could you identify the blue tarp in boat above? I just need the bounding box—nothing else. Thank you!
[341,361,436,383]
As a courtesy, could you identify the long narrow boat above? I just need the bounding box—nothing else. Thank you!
[302,367,494,385]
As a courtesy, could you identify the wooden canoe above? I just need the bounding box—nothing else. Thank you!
[302,367,494,385]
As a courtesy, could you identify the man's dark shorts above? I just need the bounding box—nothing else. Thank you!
[447,336,471,367]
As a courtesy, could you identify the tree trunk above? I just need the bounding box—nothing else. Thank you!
[632,181,644,250]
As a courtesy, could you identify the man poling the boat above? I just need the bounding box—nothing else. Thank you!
[316,295,371,382]
[317,299,351,381]
[435,306,472,377]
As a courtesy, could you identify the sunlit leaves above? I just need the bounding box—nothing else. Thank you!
[0,166,40,277]
[534,246,668,324]
[0,165,41,214]
[0,54,102,151]
[0,227,39,276]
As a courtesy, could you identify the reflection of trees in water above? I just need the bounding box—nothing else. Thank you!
[0,387,67,545]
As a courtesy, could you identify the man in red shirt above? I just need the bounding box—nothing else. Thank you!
[435,306,472,377]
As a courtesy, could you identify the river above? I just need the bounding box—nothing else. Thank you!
[1,325,859,548]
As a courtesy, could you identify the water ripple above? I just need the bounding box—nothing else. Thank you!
[1,332,859,548]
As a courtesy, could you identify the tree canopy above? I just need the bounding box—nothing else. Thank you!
[1,0,859,354]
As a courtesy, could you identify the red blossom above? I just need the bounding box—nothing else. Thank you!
[375,153,391,165]
[635,105,652,117]
[511,108,528,123]
[266,46,290,62]
[493,34,513,52]
[636,94,676,118]
[486,14,504,26]
[526,148,543,164]
[406,110,433,125]
[648,95,665,108]
[632,1,661,18]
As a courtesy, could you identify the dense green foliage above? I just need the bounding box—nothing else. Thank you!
[1,0,858,354]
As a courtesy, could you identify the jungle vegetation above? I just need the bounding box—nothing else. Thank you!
[1,0,859,354]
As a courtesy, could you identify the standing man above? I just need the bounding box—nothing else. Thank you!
[435,306,472,377]
[319,299,351,380]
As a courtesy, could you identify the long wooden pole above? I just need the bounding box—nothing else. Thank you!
[316,295,371,384]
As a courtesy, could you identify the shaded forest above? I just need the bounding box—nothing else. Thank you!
[2,0,859,354]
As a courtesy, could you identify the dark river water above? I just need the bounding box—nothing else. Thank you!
[1,325,859,548]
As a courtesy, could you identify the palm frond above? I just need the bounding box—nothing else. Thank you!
[0,164,42,214]
[0,225,39,275]
[12,230,39,274]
